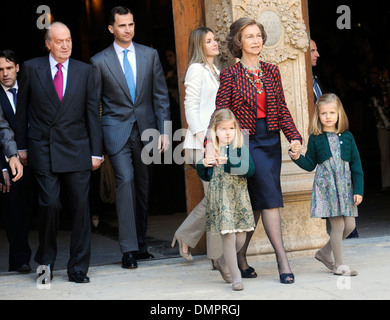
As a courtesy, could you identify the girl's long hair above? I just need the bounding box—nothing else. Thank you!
[311,93,349,135]
[208,109,243,151]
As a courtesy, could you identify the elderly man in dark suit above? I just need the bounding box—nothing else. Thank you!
[91,6,170,269]
[0,49,35,273]
[15,22,103,284]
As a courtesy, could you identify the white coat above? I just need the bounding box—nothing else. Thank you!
[183,63,220,150]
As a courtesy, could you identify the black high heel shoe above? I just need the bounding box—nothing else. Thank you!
[279,273,295,284]
[239,266,257,278]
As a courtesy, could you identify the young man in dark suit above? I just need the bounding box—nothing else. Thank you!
[15,22,103,284]
[0,50,36,273]
[91,6,170,269]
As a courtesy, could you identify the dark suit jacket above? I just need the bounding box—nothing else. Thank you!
[216,62,302,143]
[0,86,17,170]
[91,42,170,156]
[0,99,18,164]
[313,73,324,104]
[0,86,17,171]
[15,56,102,173]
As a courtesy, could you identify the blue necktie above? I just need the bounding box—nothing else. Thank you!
[123,49,136,103]
[8,88,17,110]
[313,75,322,101]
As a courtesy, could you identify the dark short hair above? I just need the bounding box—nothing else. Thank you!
[226,17,267,59]
[0,49,19,66]
[108,6,134,26]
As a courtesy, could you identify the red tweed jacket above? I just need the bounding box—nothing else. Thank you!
[216,61,302,142]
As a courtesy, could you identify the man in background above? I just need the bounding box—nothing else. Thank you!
[310,39,324,103]
[0,49,35,273]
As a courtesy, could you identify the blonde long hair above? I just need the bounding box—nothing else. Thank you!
[311,93,349,135]
[208,109,243,151]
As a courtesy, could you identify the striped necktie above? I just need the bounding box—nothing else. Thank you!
[313,75,322,102]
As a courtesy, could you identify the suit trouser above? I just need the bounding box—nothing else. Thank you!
[34,170,91,275]
[176,149,222,259]
[1,166,36,271]
[109,122,151,254]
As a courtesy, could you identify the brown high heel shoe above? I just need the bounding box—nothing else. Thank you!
[171,234,193,261]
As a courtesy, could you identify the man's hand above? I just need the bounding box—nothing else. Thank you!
[18,150,28,166]
[9,156,23,182]
[92,156,104,171]
[1,170,11,193]
[158,134,170,153]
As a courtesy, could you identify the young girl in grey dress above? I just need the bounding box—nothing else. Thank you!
[289,93,364,276]
[197,109,255,290]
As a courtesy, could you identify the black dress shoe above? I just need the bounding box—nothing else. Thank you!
[17,264,32,273]
[122,252,138,269]
[37,264,54,284]
[134,251,155,260]
[69,271,90,283]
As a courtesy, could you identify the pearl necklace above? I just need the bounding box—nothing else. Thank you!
[240,60,263,95]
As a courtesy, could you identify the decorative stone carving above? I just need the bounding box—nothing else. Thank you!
[234,0,309,64]
[209,0,234,65]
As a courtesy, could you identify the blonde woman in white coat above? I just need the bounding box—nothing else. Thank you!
[171,27,231,282]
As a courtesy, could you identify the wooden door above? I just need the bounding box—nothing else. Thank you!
[172,0,206,254]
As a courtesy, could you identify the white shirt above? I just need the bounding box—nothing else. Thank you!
[49,54,69,96]
[113,41,137,85]
[0,82,18,114]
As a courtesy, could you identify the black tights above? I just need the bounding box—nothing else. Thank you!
[237,208,292,275]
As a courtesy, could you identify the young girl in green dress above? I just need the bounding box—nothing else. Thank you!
[197,109,255,290]
[289,93,364,276]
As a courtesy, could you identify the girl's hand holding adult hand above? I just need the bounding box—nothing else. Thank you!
[217,155,228,165]
[288,150,300,160]
[203,156,217,167]
[289,140,302,153]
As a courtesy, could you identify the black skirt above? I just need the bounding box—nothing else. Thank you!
[247,119,283,210]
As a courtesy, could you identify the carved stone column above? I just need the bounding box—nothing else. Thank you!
[205,0,329,255]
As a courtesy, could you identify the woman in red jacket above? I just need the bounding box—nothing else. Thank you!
[215,17,302,284]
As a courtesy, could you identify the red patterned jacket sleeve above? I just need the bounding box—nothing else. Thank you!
[269,64,302,142]
[216,68,233,109]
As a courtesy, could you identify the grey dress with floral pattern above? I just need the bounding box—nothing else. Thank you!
[206,164,255,234]
[311,132,358,218]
